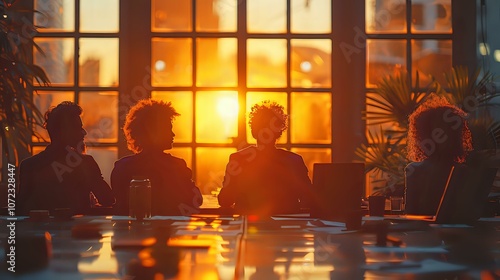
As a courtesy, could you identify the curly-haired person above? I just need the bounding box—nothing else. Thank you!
[404,95,474,215]
[111,99,202,216]
[218,100,312,216]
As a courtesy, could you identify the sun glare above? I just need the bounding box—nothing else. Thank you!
[217,96,239,119]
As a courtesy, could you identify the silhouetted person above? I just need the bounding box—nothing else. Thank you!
[111,99,202,216]
[18,101,115,215]
[405,95,473,215]
[218,100,312,216]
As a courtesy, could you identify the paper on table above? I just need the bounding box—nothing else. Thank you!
[429,224,473,228]
[271,214,315,221]
[364,246,448,253]
[364,259,467,274]
[306,227,356,234]
[174,229,242,237]
[478,217,500,222]
[108,216,193,221]
[362,216,385,221]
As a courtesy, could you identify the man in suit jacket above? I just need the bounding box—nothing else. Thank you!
[19,101,115,215]
[218,101,312,216]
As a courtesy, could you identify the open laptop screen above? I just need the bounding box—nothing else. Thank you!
[405,165,496,224]
[310,163,364,222]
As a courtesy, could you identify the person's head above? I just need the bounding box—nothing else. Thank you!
[44,101,86,149]
[249,100,288,146]
[123,99,180,153]
[407,95,472,163]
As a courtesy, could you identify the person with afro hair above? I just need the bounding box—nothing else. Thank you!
[111,99,202,216]
[218,100,312,216]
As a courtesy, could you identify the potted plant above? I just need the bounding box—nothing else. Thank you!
[356,66,500,197]
[0,1,49,188]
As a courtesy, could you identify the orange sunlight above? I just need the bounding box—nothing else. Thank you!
[216,96,239,119]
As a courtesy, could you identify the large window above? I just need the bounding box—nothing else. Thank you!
[364,0,453,193]
[33,0,119,183]
[31,0,474,196]
[32,0,333,193]
[365,0,452,87]
[149,0,333,194]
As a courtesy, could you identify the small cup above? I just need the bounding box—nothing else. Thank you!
[368,196,385,217]
[54,208,73,220]
[345,209,363,230]
[390,196,404,212]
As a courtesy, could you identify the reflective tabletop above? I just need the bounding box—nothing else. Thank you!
[1,214,499,279]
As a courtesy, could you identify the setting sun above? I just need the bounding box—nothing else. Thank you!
[216,96,239,119]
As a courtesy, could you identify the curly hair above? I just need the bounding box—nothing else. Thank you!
[123,99,179,153]
[249,100,288,140]
[44,101,83,140]
[407,95,473,163]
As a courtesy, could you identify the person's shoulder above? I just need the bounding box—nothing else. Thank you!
[165,153,188,165]
[276,148,303,160]
[232,146,257,156]
[404,161,427,176]
[20,150,46,168]
[113,154,139,168]
[81,153,97,160]
[405,161,425,169]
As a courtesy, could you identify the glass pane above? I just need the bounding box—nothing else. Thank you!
[412,40,452,86]
[79,38,119,87]
[291,39,332,88]
[196,38,237,87]
[34,38,74,85]
[35,0,75,32]
[195,91,238,143]
[291,0,331,33]
[366,39,406,87]
[32,146,45,156]
[291,92,331,144]
[196,147,236,194]
[247,0,286,33]
[196,0,237,32]
[291,148,331,181]
[152,38,192,87]
[33,91,74,142]
[247,39,287,88]
[79,91,118,143]
[86,147,118,185]
[412,0,452,33]
[152,0,191,32]
[246,92,288,144]
[169,147,192,169]
[366,0,407,33]
[151,91,193,143]
[80,0,119,33]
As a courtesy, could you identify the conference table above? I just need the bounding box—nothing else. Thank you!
[0,204,499,279]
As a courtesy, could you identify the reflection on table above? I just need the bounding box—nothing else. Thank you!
[0,214,499,279]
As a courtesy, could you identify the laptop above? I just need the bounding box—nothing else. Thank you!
[403,165,497,224]
[310,163,364,222]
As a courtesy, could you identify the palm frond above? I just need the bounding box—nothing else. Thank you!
[444,66,498,112]
[364,70,435,131]
[0,1,50,165]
